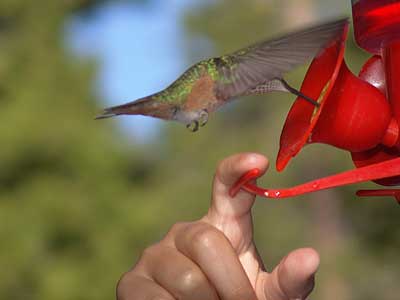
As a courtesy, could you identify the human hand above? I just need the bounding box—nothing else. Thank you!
[117,153,320,300]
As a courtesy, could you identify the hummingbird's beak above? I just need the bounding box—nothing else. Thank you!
[95,96,175,121]
[95,108,118,119]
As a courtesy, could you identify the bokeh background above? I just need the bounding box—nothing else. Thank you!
[1,0,399,299]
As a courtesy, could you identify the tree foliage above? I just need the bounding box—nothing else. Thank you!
[0,1,162,299]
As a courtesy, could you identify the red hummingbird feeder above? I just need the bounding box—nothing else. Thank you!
[230,0,400,204]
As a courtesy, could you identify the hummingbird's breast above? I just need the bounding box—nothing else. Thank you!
[182,74,220,112]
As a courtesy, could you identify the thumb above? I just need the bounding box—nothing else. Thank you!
[259,248,320,300]
[204,153,269,249]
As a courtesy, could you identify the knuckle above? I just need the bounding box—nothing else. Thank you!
[116,271,129,290]
[116,271,132,299]
[176,267,205,292]
[168,221,187,234]
[141,243,161,258]
[135,244,163,270]
[190,223,224,250]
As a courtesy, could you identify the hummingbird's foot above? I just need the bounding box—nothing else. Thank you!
[199,110,209,127]
[186,121,199,132]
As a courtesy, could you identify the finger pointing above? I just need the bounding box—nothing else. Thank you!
[209,152,269,220]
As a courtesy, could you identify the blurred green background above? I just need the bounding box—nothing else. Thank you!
[0,0,399,299]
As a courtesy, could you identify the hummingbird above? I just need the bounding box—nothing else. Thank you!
[96,18,348,132]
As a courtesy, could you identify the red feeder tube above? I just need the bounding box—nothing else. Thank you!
[230,157,400,199]
[356,189,400,205]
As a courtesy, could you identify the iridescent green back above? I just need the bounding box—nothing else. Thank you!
[150,57,241,104]
[152,60,216,105]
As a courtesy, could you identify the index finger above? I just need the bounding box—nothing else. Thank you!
[204,153,269,253]
[209,152,269,220]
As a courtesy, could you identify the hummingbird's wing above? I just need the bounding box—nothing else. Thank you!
[214,18,348,100]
